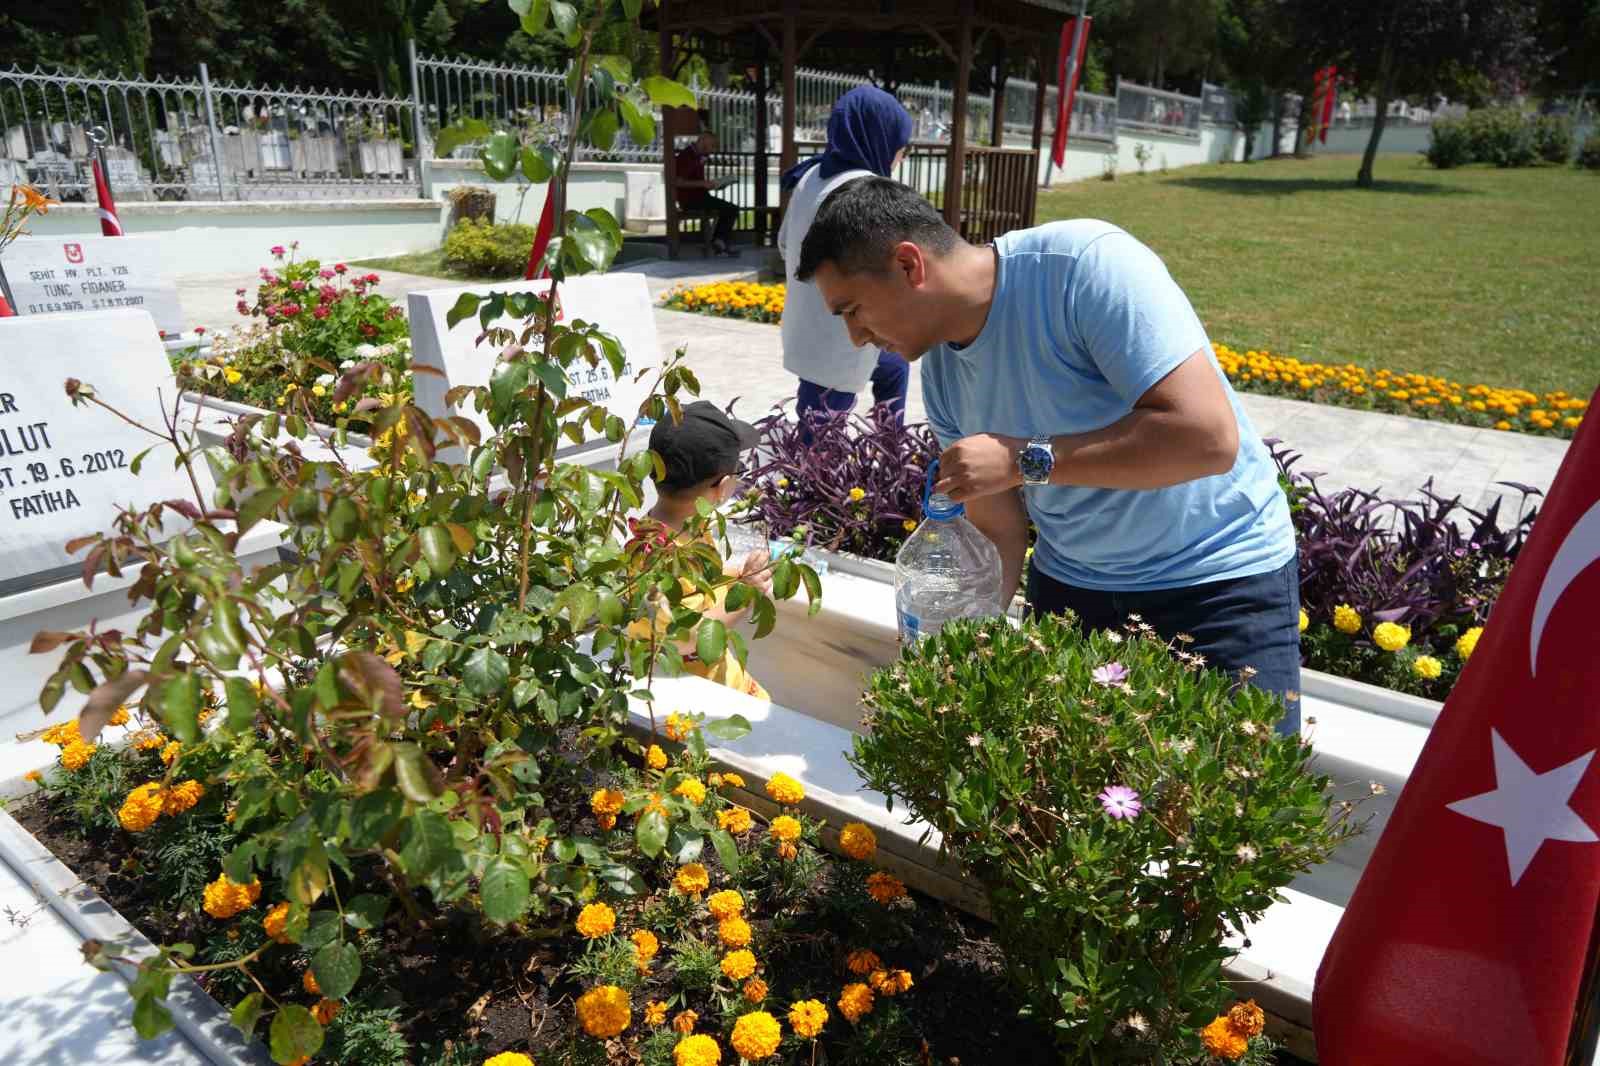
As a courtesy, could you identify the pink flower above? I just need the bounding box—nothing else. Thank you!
[334,263,347,274]
[318,269,335,280]
[290,280,306,291]
[364,273,380,284]
[194,326,206,335]
[385,306,402,319]
[258,268,272,280]
[313,305,330,319]
[359,322,377,337]
[319,285,338,303]
[158,329,168,338]
[282,303,302,317]
[1097,785,1142,821]
[235,288,246,296]
[1091,662,1129,687]
[236,300,250,316]
[264,304,281,317]
[270,245,285,257]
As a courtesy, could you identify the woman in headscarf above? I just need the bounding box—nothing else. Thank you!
[778,85,915,432]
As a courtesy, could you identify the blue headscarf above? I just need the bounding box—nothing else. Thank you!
[780,84,914,191]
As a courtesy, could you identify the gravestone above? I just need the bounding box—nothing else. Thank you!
[407,273,657,458]
[1,235,184,338]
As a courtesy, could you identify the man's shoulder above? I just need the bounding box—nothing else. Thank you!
[998,219,1130,261]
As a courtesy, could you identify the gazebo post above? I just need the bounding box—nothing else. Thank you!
[989,41,1008,149]
[660,8,680,258]
[780,0,798,216]
[1031,38,1050,156]
[755,33,771,246]
[942,0,975,231]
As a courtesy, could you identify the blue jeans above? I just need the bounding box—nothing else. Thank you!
[795,350,910,426]
[1025,558,1302,735]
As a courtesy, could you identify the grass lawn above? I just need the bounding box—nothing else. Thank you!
[1035,153,1600,397]
[355,240,667,284]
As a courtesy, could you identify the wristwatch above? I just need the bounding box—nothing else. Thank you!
[1018,435,1054,486]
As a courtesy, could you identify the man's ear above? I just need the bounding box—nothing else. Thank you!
[892,240,927,288]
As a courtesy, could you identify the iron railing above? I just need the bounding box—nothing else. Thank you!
[1115,78,1203,140]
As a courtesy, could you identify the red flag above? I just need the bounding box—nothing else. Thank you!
[1315,385,1600,1065]
[1050,17,1091,167]
[1319,66,1338,144]
[91,156,123,236]
[523,188,555,280]
[0,294,14,318]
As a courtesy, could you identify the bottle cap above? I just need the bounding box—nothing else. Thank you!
[922,460,964,521]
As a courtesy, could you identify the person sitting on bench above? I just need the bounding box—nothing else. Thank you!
[675,130,739,257]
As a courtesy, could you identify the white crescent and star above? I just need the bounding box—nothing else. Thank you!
[1529,498,1600,677]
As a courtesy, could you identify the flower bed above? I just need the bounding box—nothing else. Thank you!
[1215,343,1585,439]
[174,245,412,432]
[662,281,785,324]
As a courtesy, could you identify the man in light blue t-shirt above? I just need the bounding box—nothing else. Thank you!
[794,177,1301,732]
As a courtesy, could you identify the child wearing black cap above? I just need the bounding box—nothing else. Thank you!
[625,401,772,699]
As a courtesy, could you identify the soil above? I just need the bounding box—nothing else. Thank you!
[13,796,1313,1066]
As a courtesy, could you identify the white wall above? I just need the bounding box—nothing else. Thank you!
[23,199,444,279]
[424,159,647,237]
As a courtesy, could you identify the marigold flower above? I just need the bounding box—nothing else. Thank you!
[61,740,96,771]
[133,729,167,751]
[118,783,165,832]
[312,998,341,1025]
[717,807,753,834]
[647,744,668,770]
[719,915,753,948]
[1200,1015,1249,1059]
[483,1055,535,1066]
[1457,626,1483,660]
[672,1009,699,1034]
[631,929,660,963]
[730,1011,782,1060]
[1373,621,1411,652]
[868,968,914,996]
[673,1033,719,1066]
[644,1000,669,1026]
[902,518,918,533]
[590,788,624,817]
[720,949,757,981]
[769,815,802,843]
[23,770,42,784]
[838,822,876,860]
[1227,999,1265,1038]
[777,842,798,861]
[597,813,617,830]
[203,873,261,920]
[837,982,874,1023]
[162,779,205,816]
[1413,655,1443,680]
[848,487,866,502]
[675,777,707,804]
[720,772,745,789]
[674,863,710,895]
[303,968,321,996]
[742,978,768,1003]
[1298,609,1309,633]
[866,871,906,905]
[1332,604,1362,634]
[664,712,694,742]
[108,705,130,727]
[845,948,881,975]
[40,720,81,746]
[576,902,616,939]
[707,889,744,920]
[263,902,292,943]
[160,741,182,767]
[575,984,631,1038]
[764,772,803,805]
[788,998,828,1039]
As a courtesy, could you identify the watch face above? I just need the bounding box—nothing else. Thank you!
[1020,444,1052,483]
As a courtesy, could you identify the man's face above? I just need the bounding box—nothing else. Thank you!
[813,245,938,360]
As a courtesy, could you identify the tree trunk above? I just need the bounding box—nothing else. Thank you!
[1270,94,1284,157]
[1294,83,1316,157]
[1243,124,1256,161]
[1357,12,1401,187]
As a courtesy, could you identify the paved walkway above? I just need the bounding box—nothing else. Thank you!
[175,249,1569,516]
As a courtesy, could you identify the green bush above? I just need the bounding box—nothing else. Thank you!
[1424,117,1474,168]
[1462,107,1536,167]
[442,218,536,277]
[1578,131,1600,170]
[1531,115,1575,164]
[849,613,1357,1064]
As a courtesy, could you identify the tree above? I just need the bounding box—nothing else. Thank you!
[1086,0,1221,91]
[1532,0,1600,102]
[1309,0,1544,186]
[97,0,151,77]
[421,0,457,52]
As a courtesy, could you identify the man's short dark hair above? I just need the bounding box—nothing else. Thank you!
[794,177,958,282]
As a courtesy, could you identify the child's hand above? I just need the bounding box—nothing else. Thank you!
[731,549,772,594]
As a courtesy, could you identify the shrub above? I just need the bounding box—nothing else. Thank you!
[739,404,939,562]
[1579,131,1600,170]
[1462,107,1536,167]
[1424,116,1474,168]
[443,217,536,277]
[850,613,1355,1062]
[1530,114,1575,164]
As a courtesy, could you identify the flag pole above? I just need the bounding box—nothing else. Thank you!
[88,124,112,201]
[1564,914,1600,1066]
[1042,0,1088,188]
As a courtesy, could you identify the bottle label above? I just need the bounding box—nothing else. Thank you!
[898,610,921,644]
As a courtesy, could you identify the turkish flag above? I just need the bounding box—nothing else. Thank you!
[523,187,555,280]
[1315,385,1600,1065]
[1050,17,1091,167]
[91,156,124,236]
[1319,66,1339,144]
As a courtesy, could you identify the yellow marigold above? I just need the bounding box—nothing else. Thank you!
[718,915,753,948]
[717,807,752,834]
[675,777,707,804]
[769,815,802,843]
[721,772,745,789]
[202,873,261,920]
[40,720,81,746]
[672,1009,699,1034]
[597,813,617,831]
[707,772,723,787]
[673,1033,719,1066]
[788,999,828,1039]
[576,902,616,939]
[303,968,321,996]
[845,948,881,975]
[707,889,745,920]
[162,779,205,816]
[777,841,798,861]
[1457,626,1483,660]
[23,770,42,784]
[1413,655,1443,680]
[159,741,183,767]
[902,519,918,533]
[1298,609,1309,633]
[664,712,694,742]
[1332,604,1361,634]
[631,929,660,962]
[590,788,624,816]
[644,1000,669,1026]
[868,968,914,996]
[720,949,757,981]
[312,998,341,1025]
[647,744,668,770]
[1227,1000,1265,1038]
[134,730,167,751]
[575,984,631,1038]
[263,902,292,943]
[743,978,768,1003]
[60,740,96,771]
[837,982,875,1023]
[108,705,130,727]
[838,822,876,861]
[848,487,866,502]
[1200,1015,1249,1059]
[483,1055,536,1066]
[730,1011,782,1060]
[865,871,906,905]
[118,783,166,833]
[764,772,803,805]
[674,863,710,896]
[1373,621,1411,652]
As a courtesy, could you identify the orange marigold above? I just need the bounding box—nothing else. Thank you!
[742,978,768,1003]
[161,779,204,816]
[262,902,292,944]
[788,999,828,1039]
[716,807,752,834]
[203,873,262,919]
[865,871,906,904]
[845,948,881,975]
[672,1009,699,1034]
[706,889,744,921]
[764,772,803,805]
[674,863,710,895]
[576,902,616,939]
[837,982,874,1024]
[837,822,876,861]
[631,929,660,963]
[720,949,757,981]
[1200,1016,1249,1060]
[312,998,341,1025]
[575,984,631,1038]
[302,968,321,996]
[1227,1000,1265,1038]
[769,815,801,843]
[718,915,752,948]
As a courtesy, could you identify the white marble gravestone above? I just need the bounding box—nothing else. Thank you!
[2,235,184,337]
[407,273,657,459]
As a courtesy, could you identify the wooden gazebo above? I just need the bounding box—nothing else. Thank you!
[646,0,1072,257]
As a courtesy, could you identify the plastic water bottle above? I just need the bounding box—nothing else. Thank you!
[894,460,1003,644]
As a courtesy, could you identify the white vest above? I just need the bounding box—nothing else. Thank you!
[779,165,880,394]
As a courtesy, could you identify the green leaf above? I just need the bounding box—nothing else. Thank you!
[799,563,824,616]
[594,54,631,83]
[302,910,343,950]
[566,211,618,273]
[417,525,458,575]
[230,992,265,1039]
[237,486,285,535]
[584,207,623,251]
[635,809,669,859]
[622,0,642,22]
[550,0,579,44]
[704,714,752,742]
[434,117,494,159]
[463,647,510,696]
[695,618,727,663]
[445,292,481,329]
[132,993,174,1040]
[401,809,455,878]
[157,672,201,744]
[344,893,389,931]
[513,0,550,35]
[312,940,361,1001]
[589,107,620,152]
[479,857,531,924]
[393,742,444,803]
[489,358,530,411]
[710,827,742,877]
[348,790,404,850]
[520,143,558,183]
[641,75,696,109]
[478,130,518,182]
[723,581,752,614]
[269,1005,324,1063]
[327,496,360,542]
[618,94,655,147]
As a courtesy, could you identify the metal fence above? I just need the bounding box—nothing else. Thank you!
[1200,81,1236,127]
[0,62,419,201]
[1115,78,1203,139]
[999,78,1118,144]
